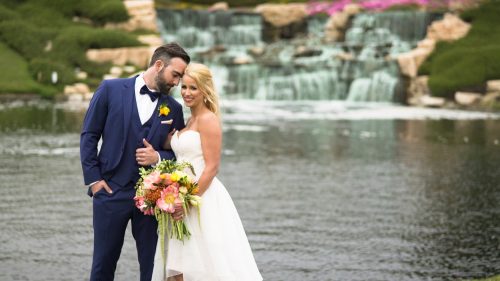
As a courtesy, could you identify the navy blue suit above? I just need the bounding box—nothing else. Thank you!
[80,76,185,281]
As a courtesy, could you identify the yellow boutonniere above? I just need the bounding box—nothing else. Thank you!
[158,103,170,117]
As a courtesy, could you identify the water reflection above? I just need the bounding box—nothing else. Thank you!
[0,102,499,280]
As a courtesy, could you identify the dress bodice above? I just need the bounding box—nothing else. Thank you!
[171,130,205,179]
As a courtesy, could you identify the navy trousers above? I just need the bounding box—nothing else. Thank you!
[90,181,158,281]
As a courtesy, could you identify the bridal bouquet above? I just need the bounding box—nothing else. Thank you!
[134,160,201,245]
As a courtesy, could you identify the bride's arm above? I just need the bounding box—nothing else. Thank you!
[162,128,177,150]
[196,113,222,196]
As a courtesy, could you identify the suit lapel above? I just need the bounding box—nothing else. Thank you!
[122,76,137,140]
[146,94,169,141]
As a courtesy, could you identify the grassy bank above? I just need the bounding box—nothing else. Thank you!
[472,275,500,281]
[419,0,500,98]
[0,0,142,98]
[0,41,52,96]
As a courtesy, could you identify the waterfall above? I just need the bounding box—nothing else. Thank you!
[347,71,399,102]
[156,8,439,102]
[157,9,262,52]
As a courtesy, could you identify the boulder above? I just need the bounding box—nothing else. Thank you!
[427,13,470,42]
[335,52,354,61]
[397,53,418,78]
[324,4,362,42]
[86,47,154,68]
[329,13,350,30]
[64,83,90,96]
[486,80,500,93]
[397,47,433,78]
[421,95,445,107]
[448,0,482,12]
[76,71,88,80]
[233,56,254,65]
[138,35,163,47]
[208,2,229,11]
[255,4,307,27]
[294,46,322,58]
[455,91,482,105]
[248,46,265,57]
[417,38,436,52]
[67,94,84,102]
[105,0,158,32]
[407,76,430,105]
[482,92,500,104]
[123,65,137,73]
[344,3,362,16]
[84,92,94,101]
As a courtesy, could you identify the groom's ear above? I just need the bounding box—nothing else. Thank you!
[154,60,165,72]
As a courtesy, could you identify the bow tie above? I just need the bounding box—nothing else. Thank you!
[140,85,160,102]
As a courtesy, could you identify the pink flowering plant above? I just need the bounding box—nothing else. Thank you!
[307,0,475,15]
[134,160,201,250]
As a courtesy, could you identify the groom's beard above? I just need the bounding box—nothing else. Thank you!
[155,70,174,95]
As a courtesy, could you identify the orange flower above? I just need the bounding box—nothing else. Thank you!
[192,187,199,195]
[144,189,162,203]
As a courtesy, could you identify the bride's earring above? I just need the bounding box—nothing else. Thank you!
[204,98,207,103]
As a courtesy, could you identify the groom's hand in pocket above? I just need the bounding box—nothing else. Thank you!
[136,139,159,166]
[91,180,113,195]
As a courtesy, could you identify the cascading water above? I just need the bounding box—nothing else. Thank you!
[156,8,440,102]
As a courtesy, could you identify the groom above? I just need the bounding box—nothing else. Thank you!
[80,42,190,281]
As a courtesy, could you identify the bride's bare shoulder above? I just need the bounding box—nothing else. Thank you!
[197,111,221,132]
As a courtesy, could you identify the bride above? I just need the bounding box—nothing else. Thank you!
[151,63,263,281]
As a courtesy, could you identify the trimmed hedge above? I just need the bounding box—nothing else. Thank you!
[81,0,130,25]
[17,2,70,27]
[29,58,76,85]
[22,0,129,25]
[0,0,142,96]
[419,0,500,98]
[0,4,19,22]
[0,20,54,59]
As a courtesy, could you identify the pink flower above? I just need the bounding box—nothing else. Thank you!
[134,195,145,209]
[156,186,181,213]
[143,171,162,190]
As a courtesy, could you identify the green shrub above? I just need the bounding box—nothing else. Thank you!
[420,0,500,98]
[0,20,54,59]
[16,2,70,28]
[78,0,129,25]
[93,0,130,24]
[29,58,76,85]
[428,46,500,97]
[24,0,80,17]
[0,0,25,9]
[0,4,19,22]
[50,25,142,67]
[23,0,128,24]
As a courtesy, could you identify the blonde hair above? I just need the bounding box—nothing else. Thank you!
[184,63,220,117]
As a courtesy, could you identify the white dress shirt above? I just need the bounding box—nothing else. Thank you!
[135,73,159,125]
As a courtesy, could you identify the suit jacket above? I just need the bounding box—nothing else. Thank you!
[80,76,185,186]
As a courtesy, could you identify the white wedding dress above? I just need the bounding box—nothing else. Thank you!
[151,130,263,281]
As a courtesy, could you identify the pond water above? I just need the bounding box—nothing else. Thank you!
[0,100,499,281]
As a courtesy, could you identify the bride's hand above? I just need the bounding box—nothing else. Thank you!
[172,202,184,221]
[163,128,177,150]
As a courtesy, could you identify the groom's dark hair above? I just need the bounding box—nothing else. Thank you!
[149,42,190,67]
